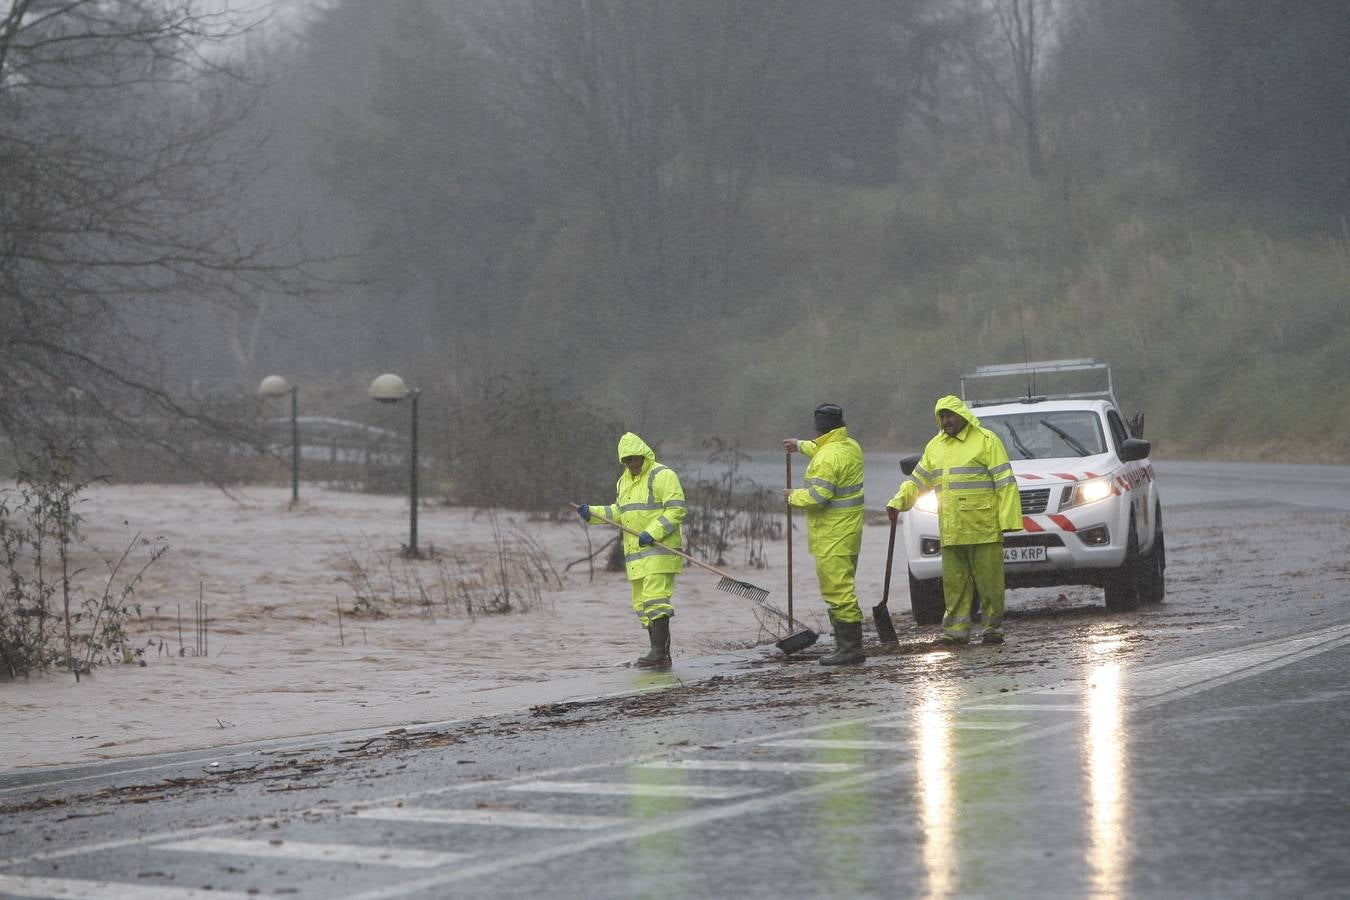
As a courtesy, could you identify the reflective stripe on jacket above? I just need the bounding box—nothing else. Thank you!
[888,395,1022,546]
[789,426,864,557]
[584,432,686,578]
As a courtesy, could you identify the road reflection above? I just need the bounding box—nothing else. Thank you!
[1085,631,1128,899]
[627,669,690,897]
[811,721,870,894]
[912,674,966,895]
[915,681,957,899]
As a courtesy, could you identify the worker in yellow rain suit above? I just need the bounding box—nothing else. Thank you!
[784,403,866,666]
[577,433,686,668]
[887,395,1022,644]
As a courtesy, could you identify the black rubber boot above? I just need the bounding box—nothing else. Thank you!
[635,616,671,668]
[819,621,865,666]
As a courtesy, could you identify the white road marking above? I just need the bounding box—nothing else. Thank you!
[869,719,1027,731]
[760,738,915,751]
[157,837,468,868]
[504,780,761,799]
[1034,625,1350,700]
[0,875,256,899]
[637,760,859,773]
[347,624,1350,898]
[352,807,628,831]
[958,704,1080,713]
[10,623,1349,900]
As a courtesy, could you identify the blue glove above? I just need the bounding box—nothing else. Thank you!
[638,531,654,547]
[576,504,590,522]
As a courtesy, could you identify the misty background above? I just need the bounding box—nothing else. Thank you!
[3,0,1348,506]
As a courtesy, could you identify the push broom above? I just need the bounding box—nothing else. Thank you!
[570,503,818,654]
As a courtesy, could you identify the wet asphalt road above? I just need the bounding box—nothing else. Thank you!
[1,461,1348,899]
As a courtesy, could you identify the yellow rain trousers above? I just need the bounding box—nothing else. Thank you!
[583,433,686,628]
[788,426,865,624]
[888,396,1022,641]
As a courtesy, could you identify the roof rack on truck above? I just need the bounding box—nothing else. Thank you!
[959,358,1117,408]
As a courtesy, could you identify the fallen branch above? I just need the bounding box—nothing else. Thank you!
[564,535,619,574]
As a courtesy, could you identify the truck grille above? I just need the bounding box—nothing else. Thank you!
[1019,488,1050,515]
[1004,533,1064,548]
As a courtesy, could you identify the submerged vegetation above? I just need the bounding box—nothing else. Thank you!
[0,447,166,678]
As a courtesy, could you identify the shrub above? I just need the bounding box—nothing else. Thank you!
[683,438,782,568]
[0,446,166,679]
[439,372,623,512]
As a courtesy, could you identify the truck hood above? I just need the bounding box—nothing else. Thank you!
[1011,454,1116,484]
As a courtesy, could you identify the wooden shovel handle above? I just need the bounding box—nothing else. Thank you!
[882,517,897,604]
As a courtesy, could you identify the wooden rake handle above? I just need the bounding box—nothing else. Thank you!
[568,502,740,583]
[785,452,795,630]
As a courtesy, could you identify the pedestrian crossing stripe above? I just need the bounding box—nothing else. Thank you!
[760,738,915,751]
[504,780,761,799]
[352,807,628,830]
[638,760,859,773]
[0,874,257,900]
[157,837,468,868]
[873,720,1026,731]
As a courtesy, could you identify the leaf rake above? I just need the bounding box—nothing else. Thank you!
[571,503,817,652]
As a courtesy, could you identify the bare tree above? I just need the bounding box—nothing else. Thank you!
[478,0,773,310]
[961,0,1050,177]
[0,0,320,468]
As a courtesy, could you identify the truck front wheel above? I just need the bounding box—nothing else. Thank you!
[1139,505,1165,604]
[1104,517,1143,612]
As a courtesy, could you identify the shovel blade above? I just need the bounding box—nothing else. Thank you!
[872,602,898,645]
[776,629,819,655]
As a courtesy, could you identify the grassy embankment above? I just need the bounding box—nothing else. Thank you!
[700,167,1350,463]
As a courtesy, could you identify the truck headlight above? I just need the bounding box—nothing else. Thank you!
[915,491,939,513]
[1064,476,1113,510]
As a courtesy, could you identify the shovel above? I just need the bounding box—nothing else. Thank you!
[873,517,900,644]
[571,503,817,653]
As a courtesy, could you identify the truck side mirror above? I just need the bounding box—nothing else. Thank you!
[900,453,921,476]
[1119,438,1151,461]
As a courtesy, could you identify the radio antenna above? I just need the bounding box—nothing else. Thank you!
[1017,298,1033,399]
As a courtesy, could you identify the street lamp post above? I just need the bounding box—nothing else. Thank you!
[259,375,299,505]
[369,373,421,559]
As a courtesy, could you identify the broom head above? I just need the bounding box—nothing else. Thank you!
[714,575,815,653]
[775,628,819,654]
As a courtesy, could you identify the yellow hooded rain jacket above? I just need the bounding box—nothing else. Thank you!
[888,395,1022,546]
[585,433,686,579]
[788,426,865,557]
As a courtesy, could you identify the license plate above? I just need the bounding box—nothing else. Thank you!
[1004,545,1047,564]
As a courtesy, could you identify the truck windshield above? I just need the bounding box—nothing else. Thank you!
[980,411,1107,459]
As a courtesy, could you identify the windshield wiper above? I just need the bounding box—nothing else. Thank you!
[1040,419,1091,457]
[1003,421,1034,459]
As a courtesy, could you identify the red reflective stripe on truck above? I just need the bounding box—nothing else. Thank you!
[1053,473,1079,481]
[1049,514,1077,532]
[1022,516,1044,532]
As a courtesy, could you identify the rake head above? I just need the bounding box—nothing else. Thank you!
[716,575,771,607]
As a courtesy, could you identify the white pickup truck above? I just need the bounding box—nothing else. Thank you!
[900,359,1164,624]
